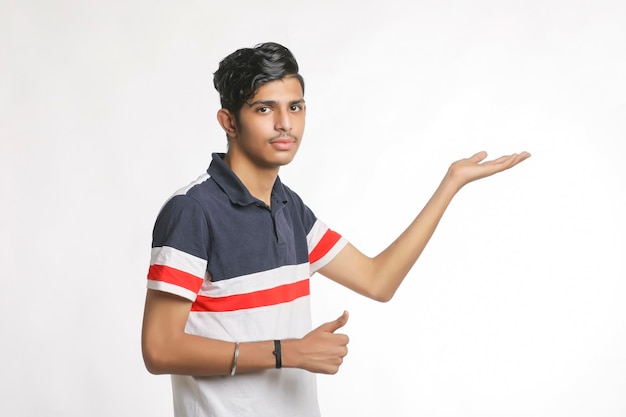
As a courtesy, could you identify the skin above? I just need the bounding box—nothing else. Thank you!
[218,75,306,205]
[141,75,531,377]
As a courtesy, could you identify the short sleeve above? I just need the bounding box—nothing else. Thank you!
[146,195,210,301]
[306,219,348,274]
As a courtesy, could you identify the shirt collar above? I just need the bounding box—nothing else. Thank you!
[207,153,289,207]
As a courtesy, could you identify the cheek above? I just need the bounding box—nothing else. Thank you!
[239,121,271,143]
[296,116,306,135]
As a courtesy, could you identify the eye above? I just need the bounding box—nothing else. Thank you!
[290,104,303,112]
[256,106,271,114]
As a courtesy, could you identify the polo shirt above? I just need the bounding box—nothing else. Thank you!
[147,153,348,417]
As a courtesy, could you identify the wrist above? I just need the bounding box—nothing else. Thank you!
[272,340,282,369]
[439,173,463,197]
[444,167,465,187]
[278,339,299,369]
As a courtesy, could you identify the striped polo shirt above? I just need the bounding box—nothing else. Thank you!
[147,153,347,417]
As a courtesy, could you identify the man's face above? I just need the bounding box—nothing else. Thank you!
[231,76,306,170]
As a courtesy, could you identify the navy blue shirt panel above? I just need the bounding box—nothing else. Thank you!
[152,195,211,262]
[152,153,317,282]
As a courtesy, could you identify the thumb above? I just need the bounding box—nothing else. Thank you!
[316,310,349,334]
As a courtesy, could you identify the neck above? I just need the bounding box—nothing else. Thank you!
[223,152,278,206]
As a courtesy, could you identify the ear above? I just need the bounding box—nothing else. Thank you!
[216,109,238,138]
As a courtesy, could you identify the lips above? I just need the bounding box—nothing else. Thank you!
[270,134,296,142]
[270,136,297,151]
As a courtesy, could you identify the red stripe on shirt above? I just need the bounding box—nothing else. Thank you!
[191,279,310,312]
[309,229,341,264]
[148,264,204,293]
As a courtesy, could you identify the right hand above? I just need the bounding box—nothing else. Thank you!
[444,150,531,190]
[288,311,350,374]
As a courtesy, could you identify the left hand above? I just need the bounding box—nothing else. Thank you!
[445,151,531,190]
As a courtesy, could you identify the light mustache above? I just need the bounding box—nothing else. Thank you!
[270,133,297,141]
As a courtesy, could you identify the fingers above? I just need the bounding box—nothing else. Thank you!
[467,150,530,172]
[491,153,516,164]
[299,311,350,374]
[315,310,349,334]
[468,151,488,163]
[480,151,529,164]
[515,151,532,164]
[488,151,531,170]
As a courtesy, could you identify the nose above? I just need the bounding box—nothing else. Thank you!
[274,109,292,133]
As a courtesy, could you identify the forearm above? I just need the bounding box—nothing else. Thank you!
[317,175,463,301]
[142,308,343,377]
[142,332,279,376]
[350,151,529,301]
[370,176,460,298]
[142,290,287,376]
[143,333,344,377]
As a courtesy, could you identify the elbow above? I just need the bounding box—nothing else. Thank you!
[142,342,171,375]
[372,292,394,303]
[366,287,396,303]
[142,349,164,375]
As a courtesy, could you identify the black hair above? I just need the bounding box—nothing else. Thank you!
[213,42,305,121]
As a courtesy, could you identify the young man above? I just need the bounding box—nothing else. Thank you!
[142,42,530,416]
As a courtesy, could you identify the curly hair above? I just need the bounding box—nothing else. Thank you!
[213,42,305,121]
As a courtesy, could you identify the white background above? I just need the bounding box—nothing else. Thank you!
[2,1,625,416]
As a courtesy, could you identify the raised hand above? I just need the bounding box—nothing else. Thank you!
[289,311,350,374]
[445,151,531,190]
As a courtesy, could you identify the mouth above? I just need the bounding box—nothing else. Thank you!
[270,134,297,143]
[269,135,297,151]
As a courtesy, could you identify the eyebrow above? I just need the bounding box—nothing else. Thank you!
[246,98,306,107]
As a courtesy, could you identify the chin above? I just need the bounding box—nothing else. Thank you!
[273,155,297,167]
[271,150,299,167]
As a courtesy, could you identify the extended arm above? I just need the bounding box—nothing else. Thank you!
[141,289,349,376]
[319,151,530,302]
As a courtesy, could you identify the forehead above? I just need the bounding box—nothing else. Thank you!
[250,76,304,102]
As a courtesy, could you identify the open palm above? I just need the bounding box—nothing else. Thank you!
[446,150,531,188]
